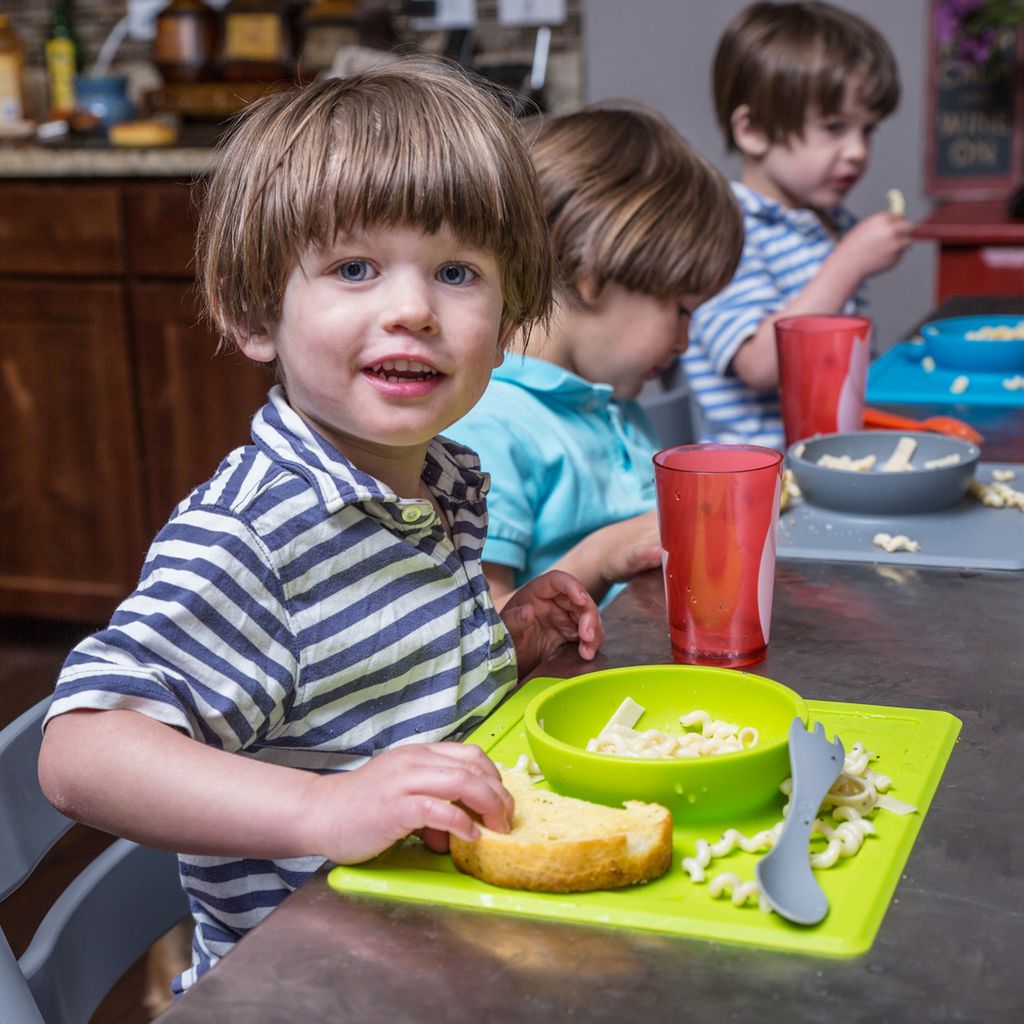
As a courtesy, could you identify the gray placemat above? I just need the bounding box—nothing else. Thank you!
[778,462,1024,570]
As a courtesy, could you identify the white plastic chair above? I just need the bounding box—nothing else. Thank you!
[0,697,190,1024]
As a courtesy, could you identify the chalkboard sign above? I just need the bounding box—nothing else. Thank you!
[925,4,1024,198]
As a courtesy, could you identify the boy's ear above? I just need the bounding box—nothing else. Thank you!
[233,322,278,364]
[731,105,769,158]
[495,322,518,365]
[575,275,601,305]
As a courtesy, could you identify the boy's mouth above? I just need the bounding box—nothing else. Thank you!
[364,358,442,383]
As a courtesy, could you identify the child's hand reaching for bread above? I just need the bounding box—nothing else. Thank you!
[500,569,605,677]
[306,742,513,863]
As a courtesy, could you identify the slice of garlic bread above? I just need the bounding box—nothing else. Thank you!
[450,769,673,893]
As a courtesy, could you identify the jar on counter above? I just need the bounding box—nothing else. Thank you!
[74,74,135,129]
[154,0,219,84]
[219,0,296,83]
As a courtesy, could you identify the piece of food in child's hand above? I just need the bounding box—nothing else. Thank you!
[449,769,672,893]
[887,187,906,215]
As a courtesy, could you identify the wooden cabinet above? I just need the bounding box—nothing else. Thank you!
[130,281,271,527]
[0,178,269,623]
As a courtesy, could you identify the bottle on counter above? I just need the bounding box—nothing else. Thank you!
[45,0,82,116]
[219,0,297,83]
[153,0,219,84]
[0,14,28,125]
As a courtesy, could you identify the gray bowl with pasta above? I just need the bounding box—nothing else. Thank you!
[786,430,980,515]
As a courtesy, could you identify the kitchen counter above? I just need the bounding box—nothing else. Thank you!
[0,125,223,178]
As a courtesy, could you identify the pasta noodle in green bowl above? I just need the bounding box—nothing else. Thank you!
[524,665,807,822]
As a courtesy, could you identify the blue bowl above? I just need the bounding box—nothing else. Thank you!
[921,315,1024,373]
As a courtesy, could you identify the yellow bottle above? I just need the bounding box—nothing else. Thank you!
[46,2,82,116]
[0,14,28,124]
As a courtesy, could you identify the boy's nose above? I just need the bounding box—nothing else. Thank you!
[380,280,440,335]
[843,131,869,163]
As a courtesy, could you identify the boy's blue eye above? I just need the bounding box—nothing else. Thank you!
[338,260,371,281]
[437,263,475,286]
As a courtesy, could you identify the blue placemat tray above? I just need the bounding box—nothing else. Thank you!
[867,341,1024,407]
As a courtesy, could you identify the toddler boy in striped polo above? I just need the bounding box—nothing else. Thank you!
[39,58,603,996]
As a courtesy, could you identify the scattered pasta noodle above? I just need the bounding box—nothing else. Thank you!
[586,700,758,760]
[708,872,772,913]
[780,468,802,511]
[1003,375,1024,391]
[681,739,916,914]
[498,753,545,783]
[921,355,936,373]
[950,375,970,395]
[873,532,920,553]
[969,477,1024,510]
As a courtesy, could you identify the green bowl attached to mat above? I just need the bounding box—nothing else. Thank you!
[524,665,807,822]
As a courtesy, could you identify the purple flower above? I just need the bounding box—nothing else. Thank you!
[934,0,1022,66]
[959,28,996,63]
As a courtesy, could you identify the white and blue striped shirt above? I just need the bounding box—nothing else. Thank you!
[684,182,865,449]
[46,386,518,992]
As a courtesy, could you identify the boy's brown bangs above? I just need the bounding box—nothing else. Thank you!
[308,115,515,264]
[805,42,899,123]
[596,176,743,301]
[717,3,900,149]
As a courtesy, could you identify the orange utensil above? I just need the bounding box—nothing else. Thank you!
[863,407,984,445]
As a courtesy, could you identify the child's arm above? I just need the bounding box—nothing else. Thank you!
[485,510,661,609]
[38,709,512,865]
[732,210,913,390]
[546,510,662,606]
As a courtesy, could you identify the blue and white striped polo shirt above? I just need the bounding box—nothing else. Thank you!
[46,385,518,992]
[683,182,865,449]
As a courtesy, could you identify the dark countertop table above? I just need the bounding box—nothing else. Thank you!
[157,299,1024,1024]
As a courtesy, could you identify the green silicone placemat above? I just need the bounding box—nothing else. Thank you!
[328,677,961,958]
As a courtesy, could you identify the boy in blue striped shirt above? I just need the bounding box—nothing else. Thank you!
[38,59,602,994]
[685,1,914,448]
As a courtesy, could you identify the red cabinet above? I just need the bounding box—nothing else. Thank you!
[913,200,1024,302]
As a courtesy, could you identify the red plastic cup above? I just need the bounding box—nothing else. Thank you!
[775,314,872,448]
[653,444,783,668]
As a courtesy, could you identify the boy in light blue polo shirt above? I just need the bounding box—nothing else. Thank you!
[447,103,743,607]
[686,1,913,449]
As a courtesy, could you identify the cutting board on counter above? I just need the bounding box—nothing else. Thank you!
[328,676,961,959]
[778,462,1024,570]
[867,341,1024,407]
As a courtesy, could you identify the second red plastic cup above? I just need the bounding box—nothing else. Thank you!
[775,314,871,448]
[653,444,783,669]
